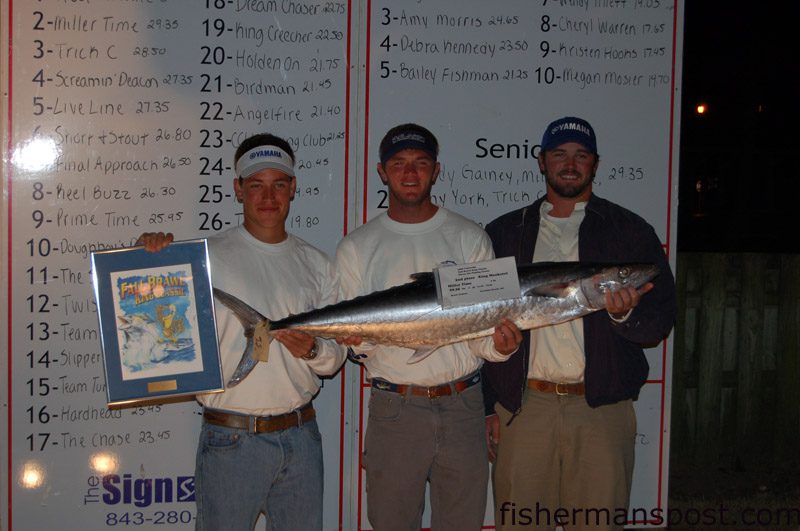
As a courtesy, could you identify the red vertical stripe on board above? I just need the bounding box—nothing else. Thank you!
[7,1,15,528]
[339,1,354,527]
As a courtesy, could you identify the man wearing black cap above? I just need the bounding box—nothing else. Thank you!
[482,117,676,530]
[336,123,522,530]
[137,133,345,530]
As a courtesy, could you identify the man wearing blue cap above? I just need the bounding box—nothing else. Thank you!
[138,133,345,530]
[336,123,523,530]
[482,117,676,530]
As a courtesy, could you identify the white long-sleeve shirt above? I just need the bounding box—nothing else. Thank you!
[336,208,509,386]
[197,226,345,416]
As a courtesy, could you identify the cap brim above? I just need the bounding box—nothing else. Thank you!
[380,140,437,164]
[239,161,295,179]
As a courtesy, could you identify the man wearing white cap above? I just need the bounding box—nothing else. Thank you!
[138,133,345,530]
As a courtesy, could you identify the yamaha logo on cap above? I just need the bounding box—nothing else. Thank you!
[392,133,426,145]
[550,122,592,137]
[249,149,284,160]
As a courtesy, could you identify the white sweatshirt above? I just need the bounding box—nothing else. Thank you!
[197,226,345,416]
[336,208,509,386]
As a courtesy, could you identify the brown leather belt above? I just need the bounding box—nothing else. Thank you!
[528,378,585,396]
[371,372,481,399]
[203,403,315,433]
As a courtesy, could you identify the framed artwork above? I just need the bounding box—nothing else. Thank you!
[91,239,223,406]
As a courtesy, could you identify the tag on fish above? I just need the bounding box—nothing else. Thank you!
[435,257,521,309]
[253,320,270,362]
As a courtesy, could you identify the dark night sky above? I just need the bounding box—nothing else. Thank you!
[678,3,799,252]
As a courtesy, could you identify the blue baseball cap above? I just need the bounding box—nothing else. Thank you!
[379,124,439,165]
[540,117,597,154]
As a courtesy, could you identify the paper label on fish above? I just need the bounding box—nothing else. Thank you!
[253,320,270,362]
[435,257,521,309]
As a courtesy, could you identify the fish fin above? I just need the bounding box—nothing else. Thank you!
[213,288,269,329]
[227,339,259,387]
[213,288,272,386]
[409,272,434,281]
[406,346,441,364]
[524,282,573,298]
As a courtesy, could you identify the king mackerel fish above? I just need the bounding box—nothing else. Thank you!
[214,262,659,386]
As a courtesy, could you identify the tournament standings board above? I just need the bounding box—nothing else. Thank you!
[2,1,682,529]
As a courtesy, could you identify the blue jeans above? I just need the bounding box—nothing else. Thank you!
[194,418,323,531]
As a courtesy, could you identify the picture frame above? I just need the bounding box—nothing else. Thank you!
[91,239,223,406]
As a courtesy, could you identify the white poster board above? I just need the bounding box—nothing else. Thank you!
[1,0,682,529]
[352,1,681,527]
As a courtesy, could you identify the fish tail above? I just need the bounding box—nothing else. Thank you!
[213,287,269,331]
[213,288,271,387]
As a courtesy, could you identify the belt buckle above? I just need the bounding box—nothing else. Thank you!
[427,386,437,399]
[555,382,569,396]
[248,415,257,434]
[373,380,392,391]
[295,408,304,427]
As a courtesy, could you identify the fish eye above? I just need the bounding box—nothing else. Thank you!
[619,267,630,279]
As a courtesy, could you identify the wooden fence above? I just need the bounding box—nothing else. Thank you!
[671,253,800,469]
